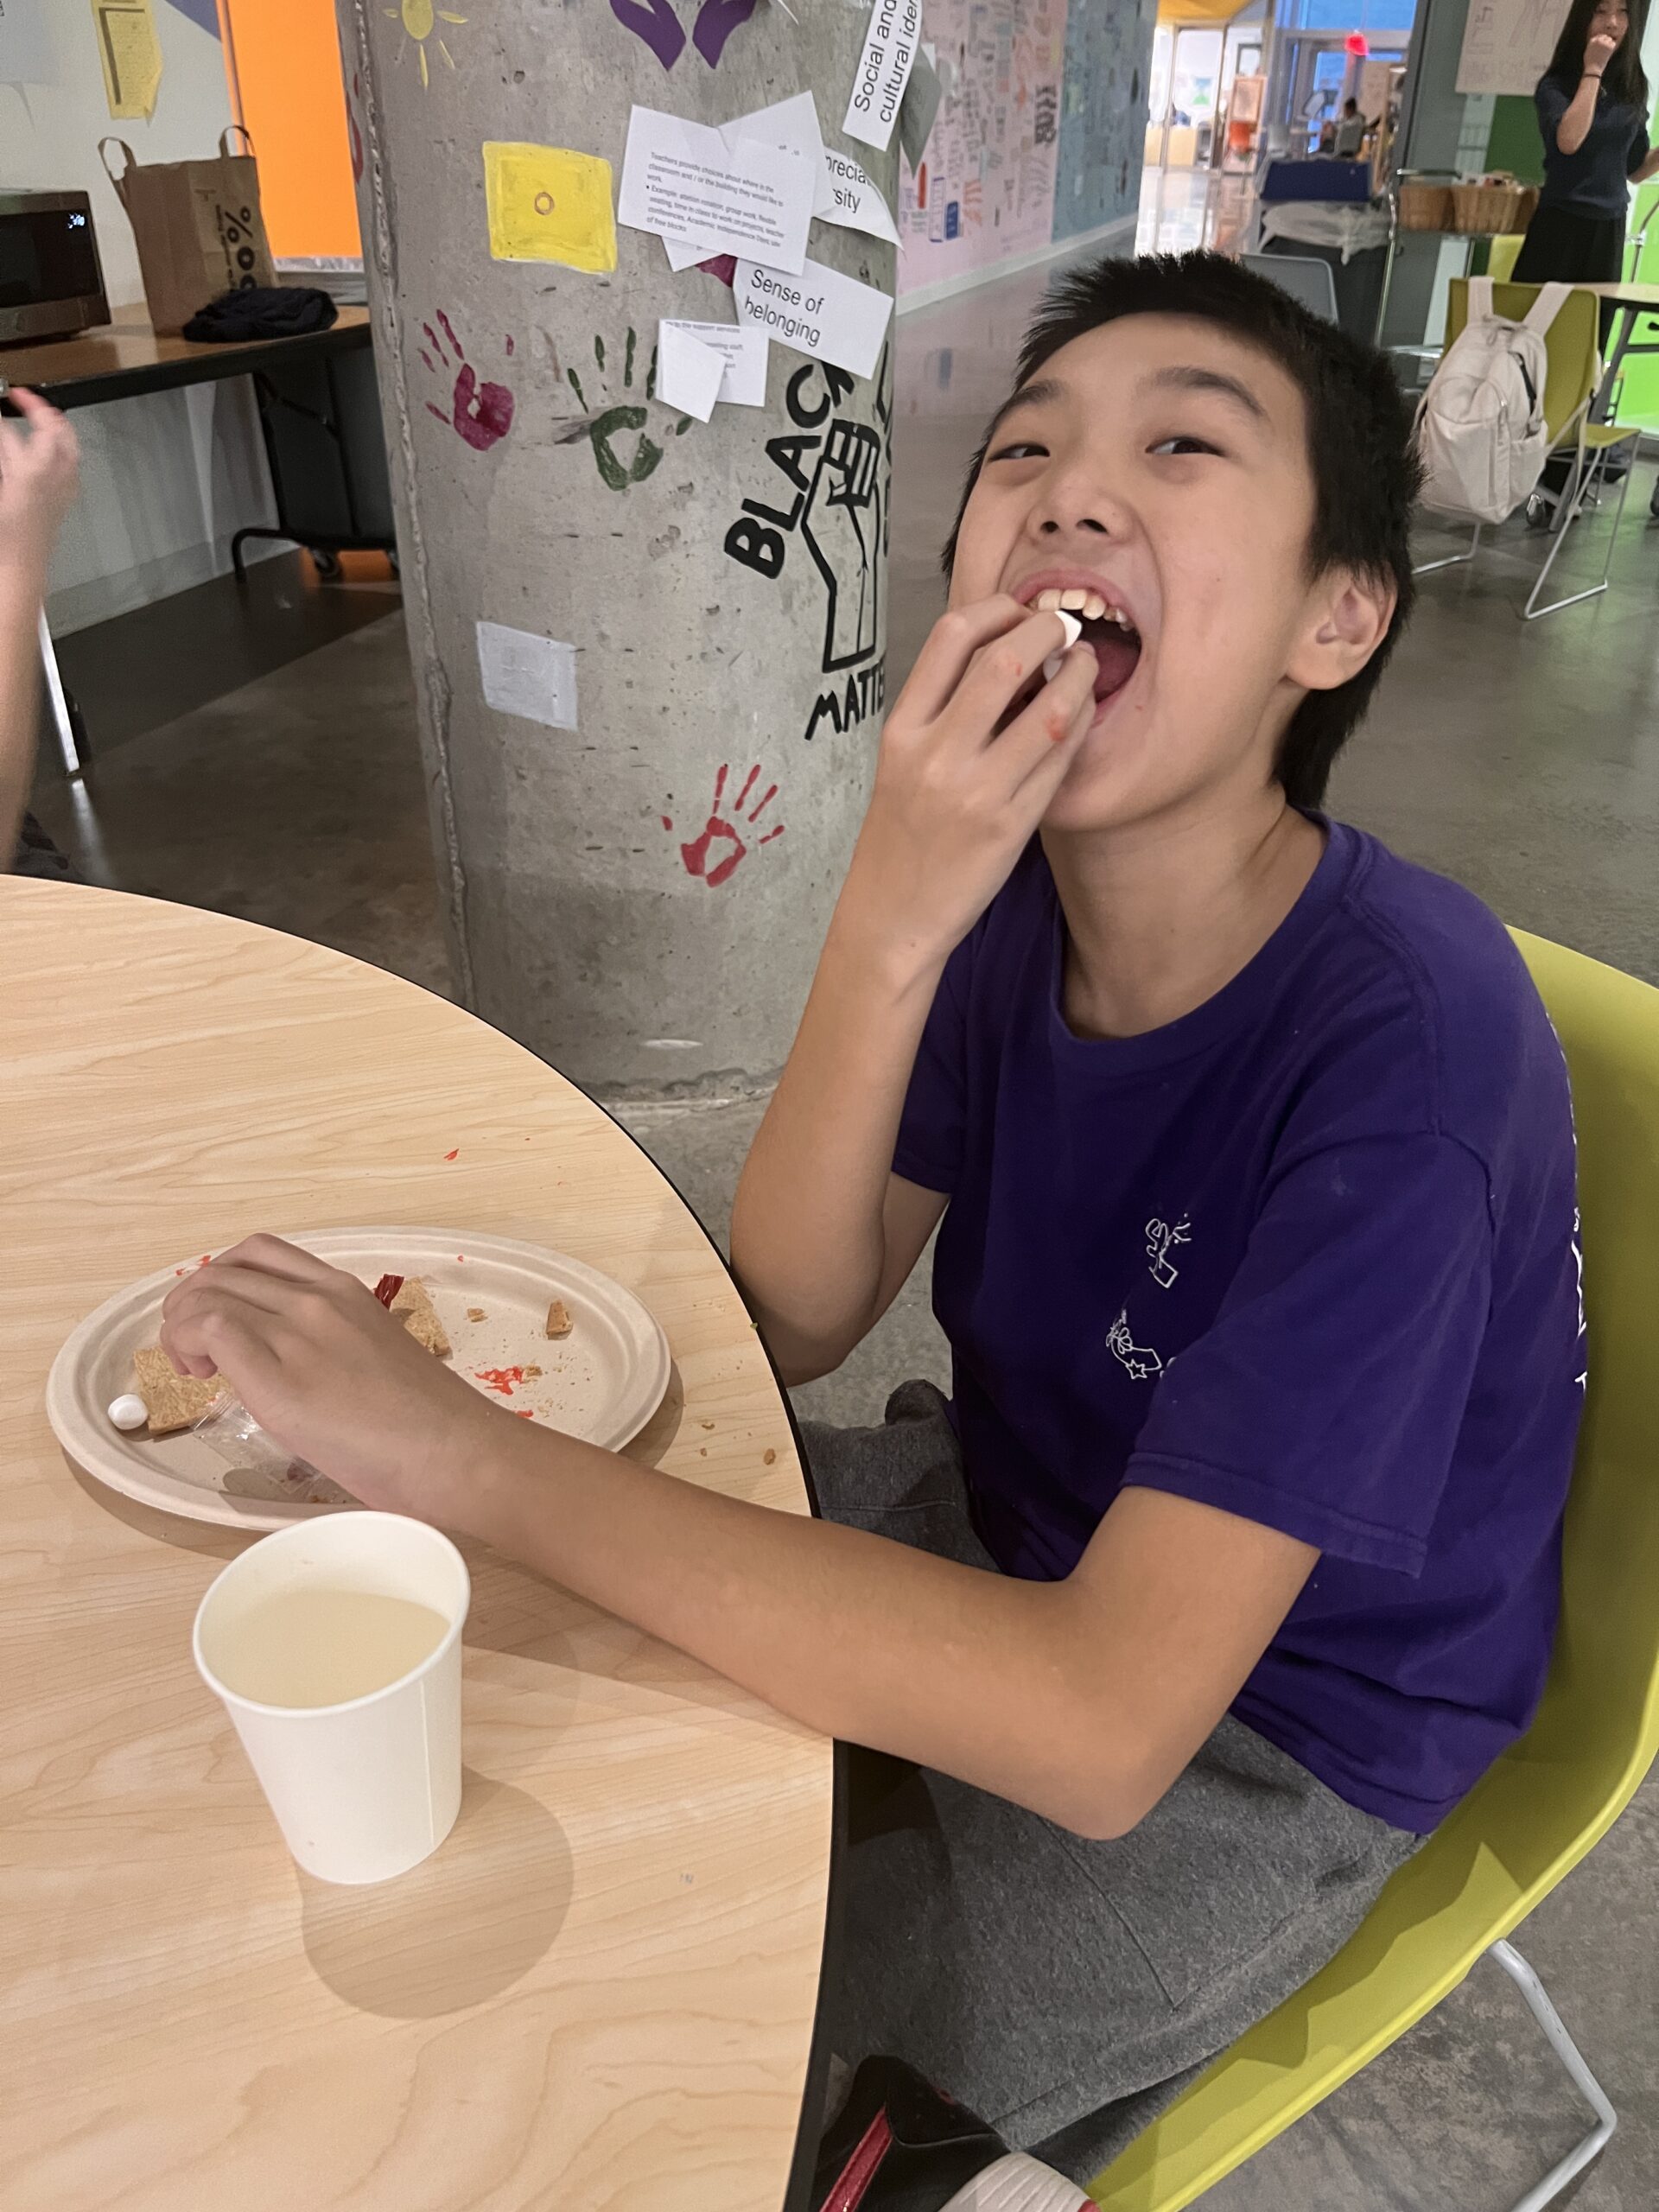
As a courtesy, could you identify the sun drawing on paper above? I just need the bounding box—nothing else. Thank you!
[385,0,467,90]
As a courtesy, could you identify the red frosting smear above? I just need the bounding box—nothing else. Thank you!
[474,1366,529,1397]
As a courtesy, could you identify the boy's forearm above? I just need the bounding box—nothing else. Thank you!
[469,1414,1128,1834]
[730,899,944,1374]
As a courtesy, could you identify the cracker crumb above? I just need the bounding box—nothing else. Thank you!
[390,1278,452,1360]
[700,1420,715,1431]
[763,1448,777,1465]
[546,1300,572,1338]
[467,1306,487,1323]
[524,1363,543,1378]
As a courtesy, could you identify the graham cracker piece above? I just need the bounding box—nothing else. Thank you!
[546,1300,572,1339]
[132,1346,226,1437]
[391,1277,452,1359]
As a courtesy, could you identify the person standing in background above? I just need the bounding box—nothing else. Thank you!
[1514,0,1659,294]
[1335,98,1367,157]
[0,390,79,876]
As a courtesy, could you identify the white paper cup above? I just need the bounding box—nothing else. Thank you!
[193,1513,470,1885]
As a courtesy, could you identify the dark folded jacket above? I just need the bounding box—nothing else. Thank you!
[182,287,338,343]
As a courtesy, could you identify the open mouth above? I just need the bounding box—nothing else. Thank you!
[1026,584,1142,702]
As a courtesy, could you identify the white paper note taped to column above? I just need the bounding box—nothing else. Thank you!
[734,257,893,379]
[723,89,836,217]
[817,148,899,245]
[476,621,577,731]
[656,323,727,422]
[661,320,770,406]
[843,0,922,153]
[620,105,813,274]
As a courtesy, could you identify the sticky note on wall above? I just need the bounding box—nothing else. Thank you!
[477,622,578,731]
[484,143,618,273]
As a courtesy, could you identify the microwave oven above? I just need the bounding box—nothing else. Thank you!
[0,191,111,346]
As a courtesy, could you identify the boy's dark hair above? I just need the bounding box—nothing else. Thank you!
[943,252,1421,810]
[1547,0,1649,112]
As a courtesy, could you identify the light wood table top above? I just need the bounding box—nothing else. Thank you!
[0,878,833,2212]
[1581,280,1659,306]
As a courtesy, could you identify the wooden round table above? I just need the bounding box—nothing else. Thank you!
[0,880,835,2212]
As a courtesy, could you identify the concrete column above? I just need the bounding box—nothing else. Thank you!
[336,0,898,1091]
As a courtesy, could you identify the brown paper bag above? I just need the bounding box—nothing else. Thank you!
[99,126,276,334]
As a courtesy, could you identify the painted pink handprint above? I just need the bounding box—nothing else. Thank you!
[662,763,784,888]
[420,310,515,453]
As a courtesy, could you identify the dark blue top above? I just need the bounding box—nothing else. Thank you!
[894,824,1585,1834]
[1535,70,1649,216]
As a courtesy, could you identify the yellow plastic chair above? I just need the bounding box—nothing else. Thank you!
[1488,232,1524,283]
[1087,931,1659,2212]
[1416,281,1642,618]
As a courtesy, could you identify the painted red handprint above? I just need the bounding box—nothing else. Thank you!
[420,310,515,453]
[662,763,784,888]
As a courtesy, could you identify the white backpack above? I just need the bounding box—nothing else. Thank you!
[1414,279,1573,525]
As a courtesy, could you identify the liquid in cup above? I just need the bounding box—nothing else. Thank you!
[194,1513,470,1885]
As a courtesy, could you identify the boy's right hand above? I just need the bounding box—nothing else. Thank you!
[836,596,1096,979]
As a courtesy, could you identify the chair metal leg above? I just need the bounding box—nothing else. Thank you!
[1488,1939,1617,2212]
[1414,523,1481,575]
[1523,442,1637,620]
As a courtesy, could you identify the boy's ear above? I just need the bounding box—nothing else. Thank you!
[1286,569,1395,695]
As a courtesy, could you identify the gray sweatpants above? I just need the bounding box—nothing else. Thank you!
[804,1382,1421,2185]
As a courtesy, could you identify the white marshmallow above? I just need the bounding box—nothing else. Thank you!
[1043,609,1084,682]
[108,1394,149,1432]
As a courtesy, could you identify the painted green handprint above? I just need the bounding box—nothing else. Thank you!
[562,329,690,493]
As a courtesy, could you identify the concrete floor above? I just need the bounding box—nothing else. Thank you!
[33,242,1659,2207]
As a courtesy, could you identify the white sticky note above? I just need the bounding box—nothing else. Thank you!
[726,89,823,163]
[476,621,577,731]
[620,105,813,276]
[662,320,770,406]
[817,147,899,245]
[723,90,836,219]
[734,257,893,380]
[656,323,727,423]
[843,0,923,153]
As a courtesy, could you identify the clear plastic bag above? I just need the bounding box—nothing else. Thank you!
[189,1396,358,1507]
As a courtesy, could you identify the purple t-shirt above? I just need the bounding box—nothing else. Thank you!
[894,823,1583,1833]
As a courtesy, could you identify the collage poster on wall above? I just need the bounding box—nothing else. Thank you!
[898,0,1069,286]
[1456,0,1572,98]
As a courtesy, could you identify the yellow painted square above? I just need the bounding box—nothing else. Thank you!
[484,142,618,274]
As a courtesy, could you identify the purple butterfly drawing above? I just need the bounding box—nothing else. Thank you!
[608,0,760,70]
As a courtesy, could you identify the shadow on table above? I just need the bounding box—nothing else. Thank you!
[298,1765,574,2017]
[70,1460,266,1558]
[626,1357,687,1467]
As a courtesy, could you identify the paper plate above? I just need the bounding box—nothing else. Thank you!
[46,1228,671,1532]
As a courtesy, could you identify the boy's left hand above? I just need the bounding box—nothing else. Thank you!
[0,390,79,584]
[160,1236,512,1527]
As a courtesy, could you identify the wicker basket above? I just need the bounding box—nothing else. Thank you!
[1398,181,1455,231]
[1450,179,1538,234]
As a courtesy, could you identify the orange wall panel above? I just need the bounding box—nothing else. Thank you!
[225,0,362,260]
